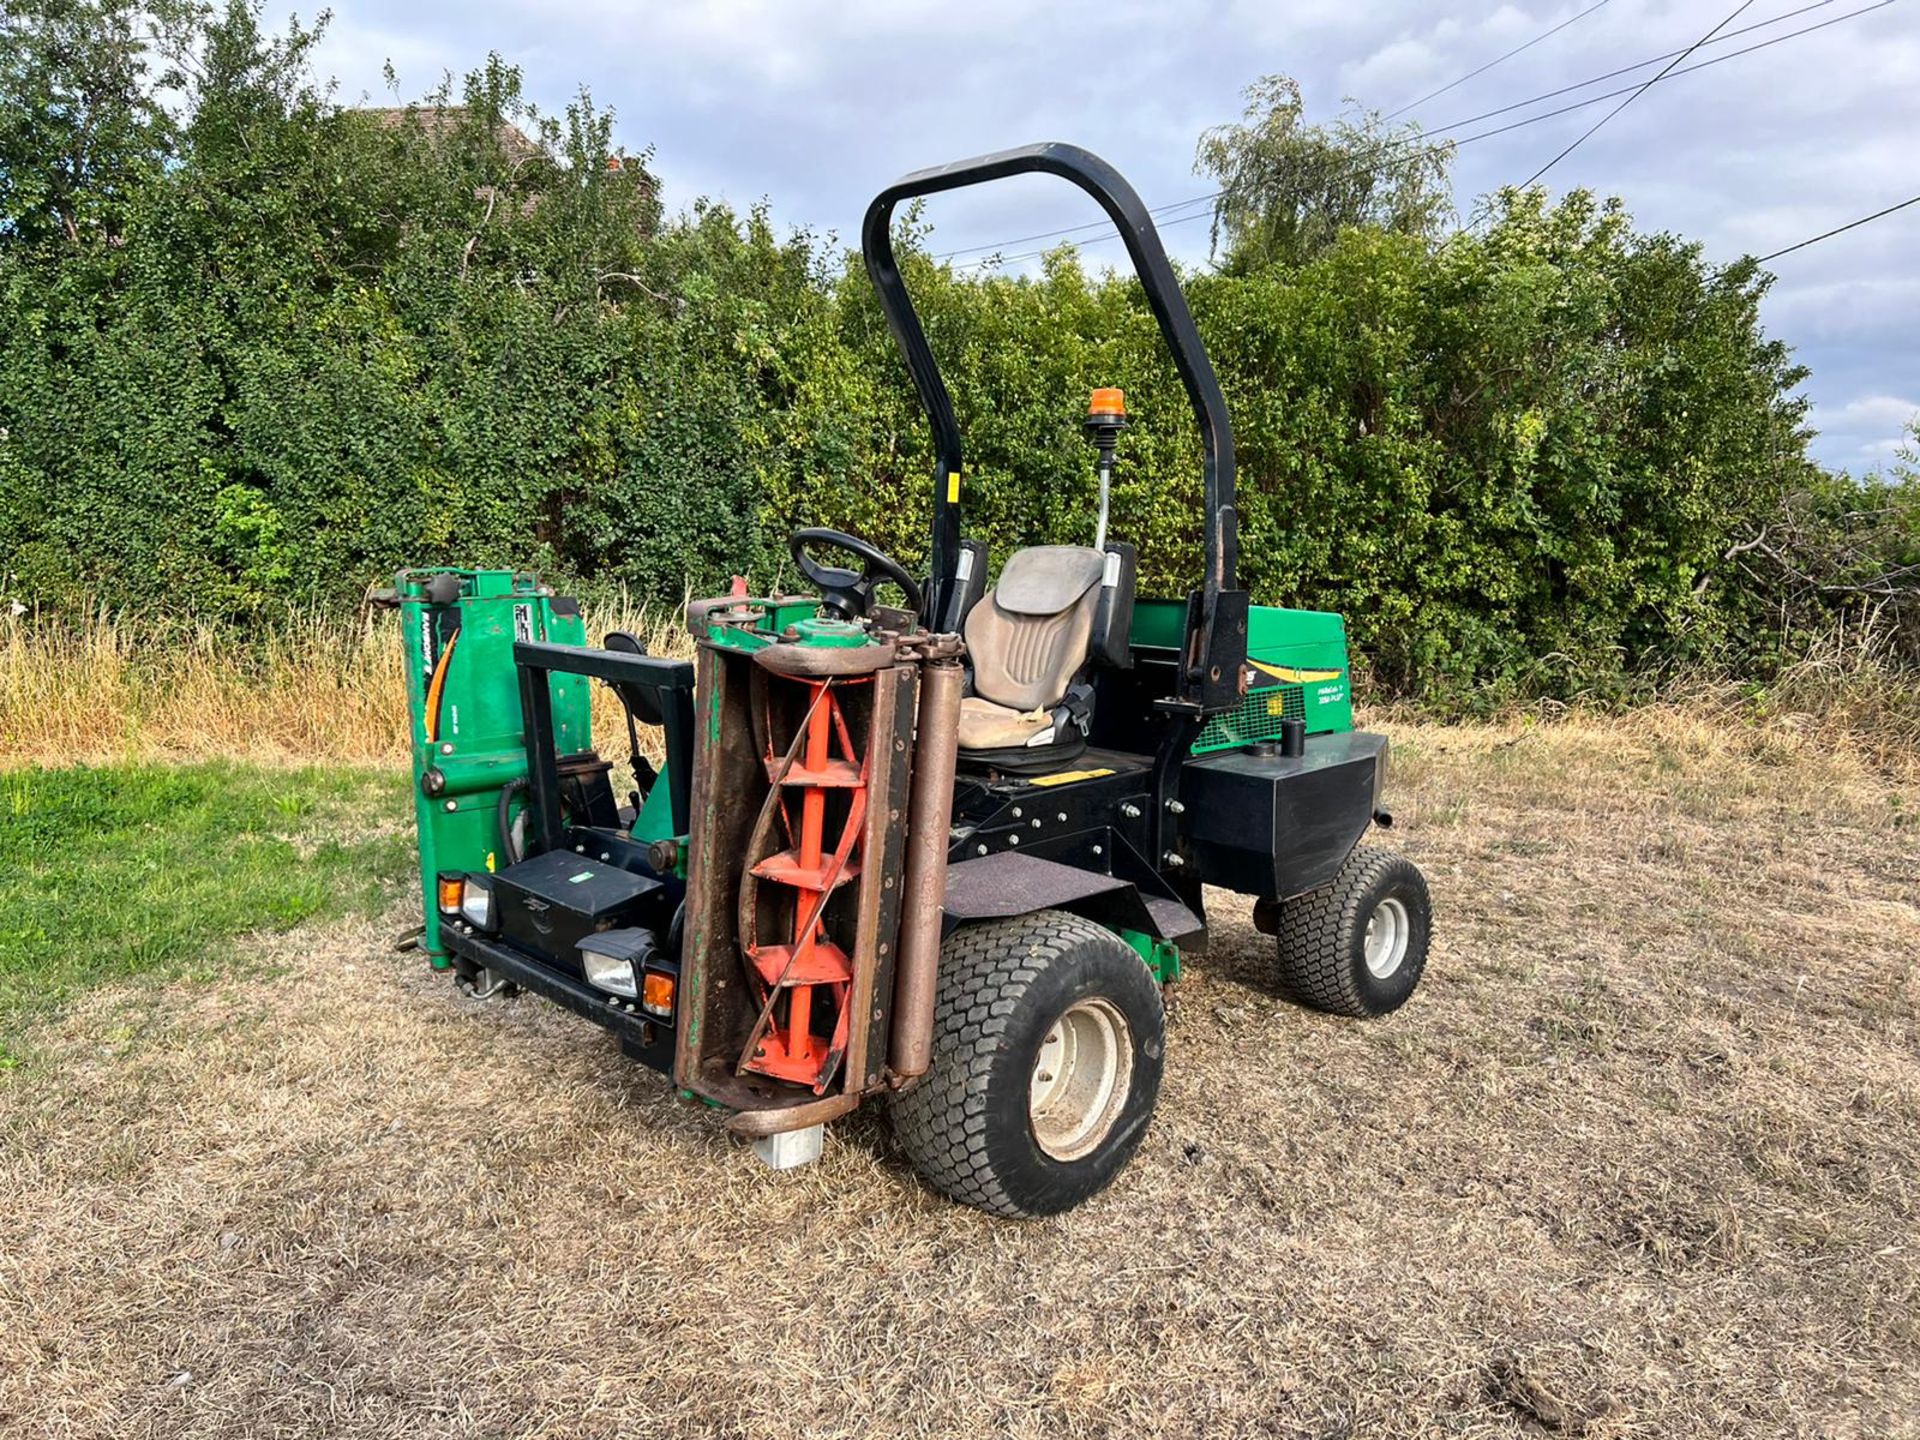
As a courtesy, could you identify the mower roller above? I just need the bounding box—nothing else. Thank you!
[394,142,1433,1218]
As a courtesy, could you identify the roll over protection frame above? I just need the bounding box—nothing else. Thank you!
[860,141,1247,710]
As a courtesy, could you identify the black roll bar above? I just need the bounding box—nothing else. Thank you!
[861,141,1246,709]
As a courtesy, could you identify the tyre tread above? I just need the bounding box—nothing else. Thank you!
[1275,846,1425,1018]
[890,909,1155,1218]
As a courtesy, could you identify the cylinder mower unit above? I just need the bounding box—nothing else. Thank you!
[674,594,964,1123]
[400,142,1433,1218]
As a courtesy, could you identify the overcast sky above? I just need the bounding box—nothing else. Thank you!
[313,0,1917,472]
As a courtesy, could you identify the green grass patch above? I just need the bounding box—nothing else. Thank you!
[0,761,413,1062]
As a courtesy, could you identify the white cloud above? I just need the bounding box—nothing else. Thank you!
[1813,395,1920,428]
[1343,37,1445,99]
[1809,394,1919,463]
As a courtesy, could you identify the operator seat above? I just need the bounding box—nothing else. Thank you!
[957,543,1135,767]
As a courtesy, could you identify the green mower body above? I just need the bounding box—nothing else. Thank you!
[389,142,1431,1218]
[393,569,600,962]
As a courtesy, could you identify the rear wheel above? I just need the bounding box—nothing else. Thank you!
[890,909,1164,1218]
[1273,846,1431,1018]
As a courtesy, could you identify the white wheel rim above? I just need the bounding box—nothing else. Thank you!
[1028,998,1134,1162]
[1364,896,1411,979]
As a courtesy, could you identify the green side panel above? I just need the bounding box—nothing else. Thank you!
[1196,603,1353,752]
[629,768,678,845]
[1247,604,1347,654]
[1129,597,1353,754]
[400,568,593,960]
[1119,927,1182,984]
[1127,597,1187,651]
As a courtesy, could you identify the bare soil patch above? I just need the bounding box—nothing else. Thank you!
[3,716,1916,1438]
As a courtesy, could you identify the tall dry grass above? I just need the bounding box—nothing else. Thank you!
[3,602,1915,776]
[0,599,692,768]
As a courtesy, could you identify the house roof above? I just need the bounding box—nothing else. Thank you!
[354,107,658,195]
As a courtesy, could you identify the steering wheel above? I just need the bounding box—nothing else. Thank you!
[789,528,924,622]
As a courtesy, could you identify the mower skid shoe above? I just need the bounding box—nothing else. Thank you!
[752,1124,825,1171]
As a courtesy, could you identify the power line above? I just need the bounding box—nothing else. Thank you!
[1448,2,1891,146]
[1756,192,1920,261]
[934,189,1211,262]
[947,0,1892,269]
[939,0,1884,264]
[1520,0,1757,186]
[1382,0,1612,120]
[1428,0,1843,132]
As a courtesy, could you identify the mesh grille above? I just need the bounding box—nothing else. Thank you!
[1194,684,1306,754]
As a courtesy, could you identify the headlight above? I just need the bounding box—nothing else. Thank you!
[458,876,496,931]
[582,948,639,998]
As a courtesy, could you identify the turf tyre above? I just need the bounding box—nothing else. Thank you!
[889,909,1164,1218]
[1274,846,1430,1018]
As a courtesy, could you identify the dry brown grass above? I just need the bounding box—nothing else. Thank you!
[9,605,1920,790]
[0,602,690,768]
[3,714,1916,1437]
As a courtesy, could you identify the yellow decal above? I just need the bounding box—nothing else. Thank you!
[946,468,962,504]
[1029,767,1115,788]
[1250,660,1342,685]
[485,851,497,874]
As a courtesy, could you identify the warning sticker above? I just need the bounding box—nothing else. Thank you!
[1028,768,1116,788]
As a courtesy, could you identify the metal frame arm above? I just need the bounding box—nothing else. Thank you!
[513,642,696,855]
[861,141,1244,706]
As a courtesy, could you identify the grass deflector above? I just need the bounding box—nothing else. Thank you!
[392,143,1433,1217]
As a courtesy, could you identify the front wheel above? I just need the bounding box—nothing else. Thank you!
[1273,846,1431,1018]
[889,910,1165,1218]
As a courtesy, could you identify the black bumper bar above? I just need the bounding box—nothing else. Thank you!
[442,926,660,1049]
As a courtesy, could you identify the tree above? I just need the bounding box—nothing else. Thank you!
[1195,74,1453,272]
[0,22,1871,701]
[0,0,187,249]
[1722,419,1920,664]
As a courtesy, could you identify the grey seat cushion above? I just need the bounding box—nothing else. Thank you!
[991,546,1106,615]
[963,546,1105,718]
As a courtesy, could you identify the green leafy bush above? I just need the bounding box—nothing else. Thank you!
[0,2,1892,701]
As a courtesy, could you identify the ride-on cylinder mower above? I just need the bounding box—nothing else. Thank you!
[394,143,1433,1218]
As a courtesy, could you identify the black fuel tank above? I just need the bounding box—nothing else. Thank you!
[1179,731,1386,901]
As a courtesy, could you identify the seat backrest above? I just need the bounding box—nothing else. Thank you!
[964,546,1107,713]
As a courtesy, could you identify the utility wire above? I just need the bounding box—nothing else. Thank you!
[1756,192,1920,260]
[934,190,1217,260]
[965,3,1817,273]
[938,0,1886,265]
[1382,0,1613,120]
[947,0,1891,270]
[1428,0,1842,132]
[1520,0,1756,186]
[1448,1,1890,145]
